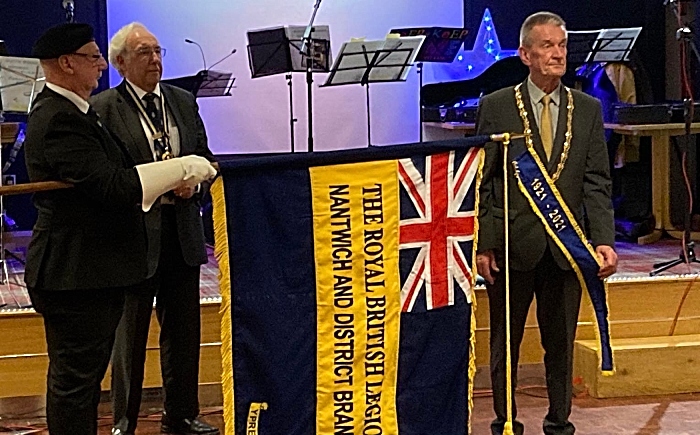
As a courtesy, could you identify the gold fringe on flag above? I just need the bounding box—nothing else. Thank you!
[211,177,235,435]
[468,148,486,435]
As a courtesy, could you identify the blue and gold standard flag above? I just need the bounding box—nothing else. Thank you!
[211,138,487,435]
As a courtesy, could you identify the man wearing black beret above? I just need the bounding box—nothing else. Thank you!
[24,22,217,435]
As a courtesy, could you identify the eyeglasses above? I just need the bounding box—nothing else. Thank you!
[133,46,166,58]
[70,52,104,62]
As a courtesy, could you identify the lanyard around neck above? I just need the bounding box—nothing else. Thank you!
[125,82,173,159]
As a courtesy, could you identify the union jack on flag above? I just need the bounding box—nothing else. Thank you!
[398,149,481,312]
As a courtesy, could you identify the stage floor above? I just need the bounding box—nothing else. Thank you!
[0,246,222,312]
[1,239,700,312]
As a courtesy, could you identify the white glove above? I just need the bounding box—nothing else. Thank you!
[180,155,218,185]
[135,156,217,212]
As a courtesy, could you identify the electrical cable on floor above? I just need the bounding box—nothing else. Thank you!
[0,427,43,434]
[0,408,44,419]
[472,382,550,400]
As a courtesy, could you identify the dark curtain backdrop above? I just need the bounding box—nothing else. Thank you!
[0,0,107,231]
[0,0,109,89]
[463,0,666,103]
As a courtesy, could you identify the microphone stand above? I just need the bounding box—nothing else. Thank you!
[300,0,322,152]
[185,39,207,71]
[287,73,296,152]
[209,49,237,71]
[650,0,700,275]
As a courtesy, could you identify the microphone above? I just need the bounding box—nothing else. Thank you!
[209,48,237,71]
[62,0,75,23]
[185,38,207,71]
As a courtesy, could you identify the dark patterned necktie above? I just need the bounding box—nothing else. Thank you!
[142,93,164,131]
[142,93,168,160]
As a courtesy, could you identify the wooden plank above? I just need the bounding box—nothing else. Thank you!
[606,122,700,135]
[574,334,700,397]
[472,275,700,365]
[0,302,223,398]
[0,355,48,397]
[0,311,46,356]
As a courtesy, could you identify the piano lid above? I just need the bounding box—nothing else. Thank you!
[421,56,529,107]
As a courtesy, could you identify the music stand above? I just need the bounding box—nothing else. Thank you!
[389,27,469,141]
[322,35,425,146]
[568,27,642,65]
[0,56,43,291]
[247,25,331,152]
[162,70,235,98]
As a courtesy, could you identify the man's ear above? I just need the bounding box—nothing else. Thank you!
[57,55,74,74]
[116,54,126,72]
[518,46,531,67]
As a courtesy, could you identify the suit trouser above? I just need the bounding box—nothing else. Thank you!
[111,206,202,432]
[29,286,125,435]
[487,247,581,435]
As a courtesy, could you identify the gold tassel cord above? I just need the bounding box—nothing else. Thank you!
[211,177,236,435]
[501,134,515,435]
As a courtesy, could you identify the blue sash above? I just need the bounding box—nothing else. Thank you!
[512,147,614,374]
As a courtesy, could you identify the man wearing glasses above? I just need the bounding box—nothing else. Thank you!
[25,23,217,435]
[92,23,218,435]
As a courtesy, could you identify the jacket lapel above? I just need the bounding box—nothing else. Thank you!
[547,85,569,173]
[116,81,155,163]
[160,84,188,154]
[520,81,549,166]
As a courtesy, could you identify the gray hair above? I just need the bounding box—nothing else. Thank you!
[108,22,148,76]
[519,12,566,47]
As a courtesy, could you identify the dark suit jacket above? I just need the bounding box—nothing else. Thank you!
[91,81,215,273]
[476,80,615,271]
[24,87,147,291]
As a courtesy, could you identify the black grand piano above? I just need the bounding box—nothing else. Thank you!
[421,56,529,124]
[421,54,675,126]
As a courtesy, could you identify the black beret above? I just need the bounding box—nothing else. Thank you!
[32,23,95,59]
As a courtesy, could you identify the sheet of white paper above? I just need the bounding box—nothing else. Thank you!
[285,25,332,71]
[592,27,642,62]
[0,56,45,113]
[567,27,642,63]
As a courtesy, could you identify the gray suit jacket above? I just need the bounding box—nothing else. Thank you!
[476,80,615,271]
[91,81,215,274]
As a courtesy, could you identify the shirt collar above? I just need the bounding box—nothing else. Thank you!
[126,79,162,100]
[46,82,90,114]
[527,76,560,107]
